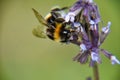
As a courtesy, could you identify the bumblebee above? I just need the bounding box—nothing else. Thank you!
[32,7,72,43]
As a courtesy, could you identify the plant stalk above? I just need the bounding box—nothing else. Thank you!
[93,63,99,80]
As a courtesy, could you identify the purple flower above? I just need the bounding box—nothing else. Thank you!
[65,0,120,66]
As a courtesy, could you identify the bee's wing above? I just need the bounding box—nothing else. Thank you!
[32,8,50,27]
[32,25,47,38]
[61,6,69,11]
[51,6,69,12]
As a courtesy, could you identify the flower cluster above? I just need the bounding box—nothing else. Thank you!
[64,0,120,66]
[33,0,120,67]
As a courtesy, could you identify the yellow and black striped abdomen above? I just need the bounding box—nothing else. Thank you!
[53,23,62,42]
[46,22,70,43]
[46,22,62,42]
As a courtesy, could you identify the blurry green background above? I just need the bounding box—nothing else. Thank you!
[0,0,120,80]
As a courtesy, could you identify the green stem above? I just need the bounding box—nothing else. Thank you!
[93,63,99,80]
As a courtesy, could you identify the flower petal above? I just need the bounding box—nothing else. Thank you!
[111,56,120,64]
[80,43,87,53]
[99,22,111,46]
[91,51,101,63]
